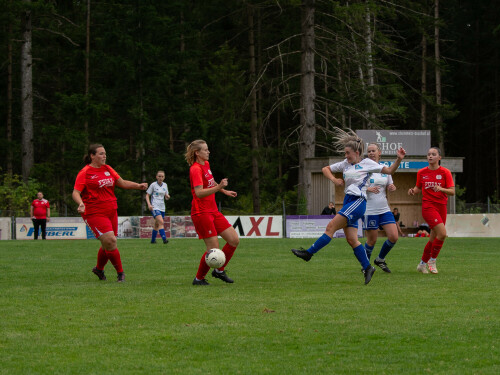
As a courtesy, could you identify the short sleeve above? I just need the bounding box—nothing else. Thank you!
[387,174,394,185]
[329,160,347,173]
[190,165,203,188]
[74,169,86,192]
[146,183,154,195]
[444,168,454,188]
[46,201,50,208]
[415,169,423,188]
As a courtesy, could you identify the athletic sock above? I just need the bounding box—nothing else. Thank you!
[364,242,375,261]
[378,239,396,260]
[431,239,444,259]
[105,249,124,273]
[420,260,426,265]
[159,229,166,241]
[195,251,210,280]
[219,243,237,271]
[96,247,108,269]
[353,244,370,269]
[422,241,433,263]
[307,233,332,254]
[151,230,158,243]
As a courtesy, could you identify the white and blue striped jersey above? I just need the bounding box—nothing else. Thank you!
[329,158,383,199]
[146,181,169,211]
[365,169,393,215]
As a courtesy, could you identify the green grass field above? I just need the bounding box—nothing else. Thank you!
[0,237,499,374]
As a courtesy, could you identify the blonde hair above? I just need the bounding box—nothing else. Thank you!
[331,128,364,155]
[185,140,206,166]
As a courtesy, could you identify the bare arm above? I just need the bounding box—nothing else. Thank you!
[321,166,344,186]
[146,193,152,210]
[194,178,228,198]
[433,185,455,196]
[46,207,50,222]
[115,178,148,190]
[30,205,34,218]
[380,147,406,175]
[72,189,86,214]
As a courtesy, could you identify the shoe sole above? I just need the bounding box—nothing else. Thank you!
[291,249,312,262]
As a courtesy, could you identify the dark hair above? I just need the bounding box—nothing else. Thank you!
[429,147,442,165]
[84,144,104,164]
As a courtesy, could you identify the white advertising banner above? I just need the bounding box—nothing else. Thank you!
[0,218,12,240]
[16,217,88,240]
[285,215,363,238]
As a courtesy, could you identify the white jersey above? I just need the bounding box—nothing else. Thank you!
[146,181,169,211]
[329,158,383,199]
[365,169,393,215]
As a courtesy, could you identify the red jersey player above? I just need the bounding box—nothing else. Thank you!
[185,140,239,285]
[72,144,147,282]
[30,191,50,240]
[409,147,455,274]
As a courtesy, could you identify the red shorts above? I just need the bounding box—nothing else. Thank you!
[191,211,231,239]
[421,202,447,229]
[82,209,118,238]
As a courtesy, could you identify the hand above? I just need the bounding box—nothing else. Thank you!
[138,183,148,190]
[147,204,153,211]
[387,184,396,192]
[408,188,415,196]
[224,190,237,198]
[367,186,380,193]
[47,217,50,222]
[333,178,344,187]
[396,147,406,159]
[432,185,442,192]
[166,194,170,200]
[77,203,85,214]
[219,178,229,188]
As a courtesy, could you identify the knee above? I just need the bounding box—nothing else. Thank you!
[229,236,240,248]
[346,238,358,248]
[102,236,117,250]
[387,235,398,244]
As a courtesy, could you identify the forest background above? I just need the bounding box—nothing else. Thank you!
[1,0,499,217]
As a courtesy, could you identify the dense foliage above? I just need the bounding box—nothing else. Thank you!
[1,0,499,215]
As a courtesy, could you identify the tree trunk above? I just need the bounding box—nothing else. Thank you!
[21,1,34,182]
[248,4,261,214]
[365,1,375,128]
[84,0,90,143]
[298,0,316,209]
[434,0,444,153]
[7,4,13,177]
[421,34,427,129]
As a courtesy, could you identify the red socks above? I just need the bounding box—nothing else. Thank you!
[431,239,444,259]
[96,247,108,270]
[105,249,124,273]
[219,243,237,271]
[421,241,433,263]
[195,243,238,279]
[196,251,211,280]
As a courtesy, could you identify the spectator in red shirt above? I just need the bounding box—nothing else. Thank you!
[185,140,239,286]
[72,144,148,282]
[408,147,455,274]
[30,191,50,240]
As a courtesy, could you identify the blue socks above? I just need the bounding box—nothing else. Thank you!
[378,239,395,260]
[159,229,166,241]
[353,244,370,269]
[364,242,375,261]
[307,233,332,254]
[151,230,158,243]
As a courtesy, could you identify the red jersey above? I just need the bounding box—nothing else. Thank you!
[74,164,121,215]
[31,199,50,219]
[416,166,454,205]
[189,161,218,216]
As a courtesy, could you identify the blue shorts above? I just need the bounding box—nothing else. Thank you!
[152,210,165,219]
[363,211,396,230]
[338,194,366,228]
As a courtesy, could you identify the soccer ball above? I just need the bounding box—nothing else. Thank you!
[205,248,226,269]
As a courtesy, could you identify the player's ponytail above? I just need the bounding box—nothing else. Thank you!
[331,127,364,156]
[84,143,104,164]
[185,140,206,166]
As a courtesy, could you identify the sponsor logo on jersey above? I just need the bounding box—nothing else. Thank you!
[98,178,114,188]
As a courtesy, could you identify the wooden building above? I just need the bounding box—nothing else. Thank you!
[304,156,463,231]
